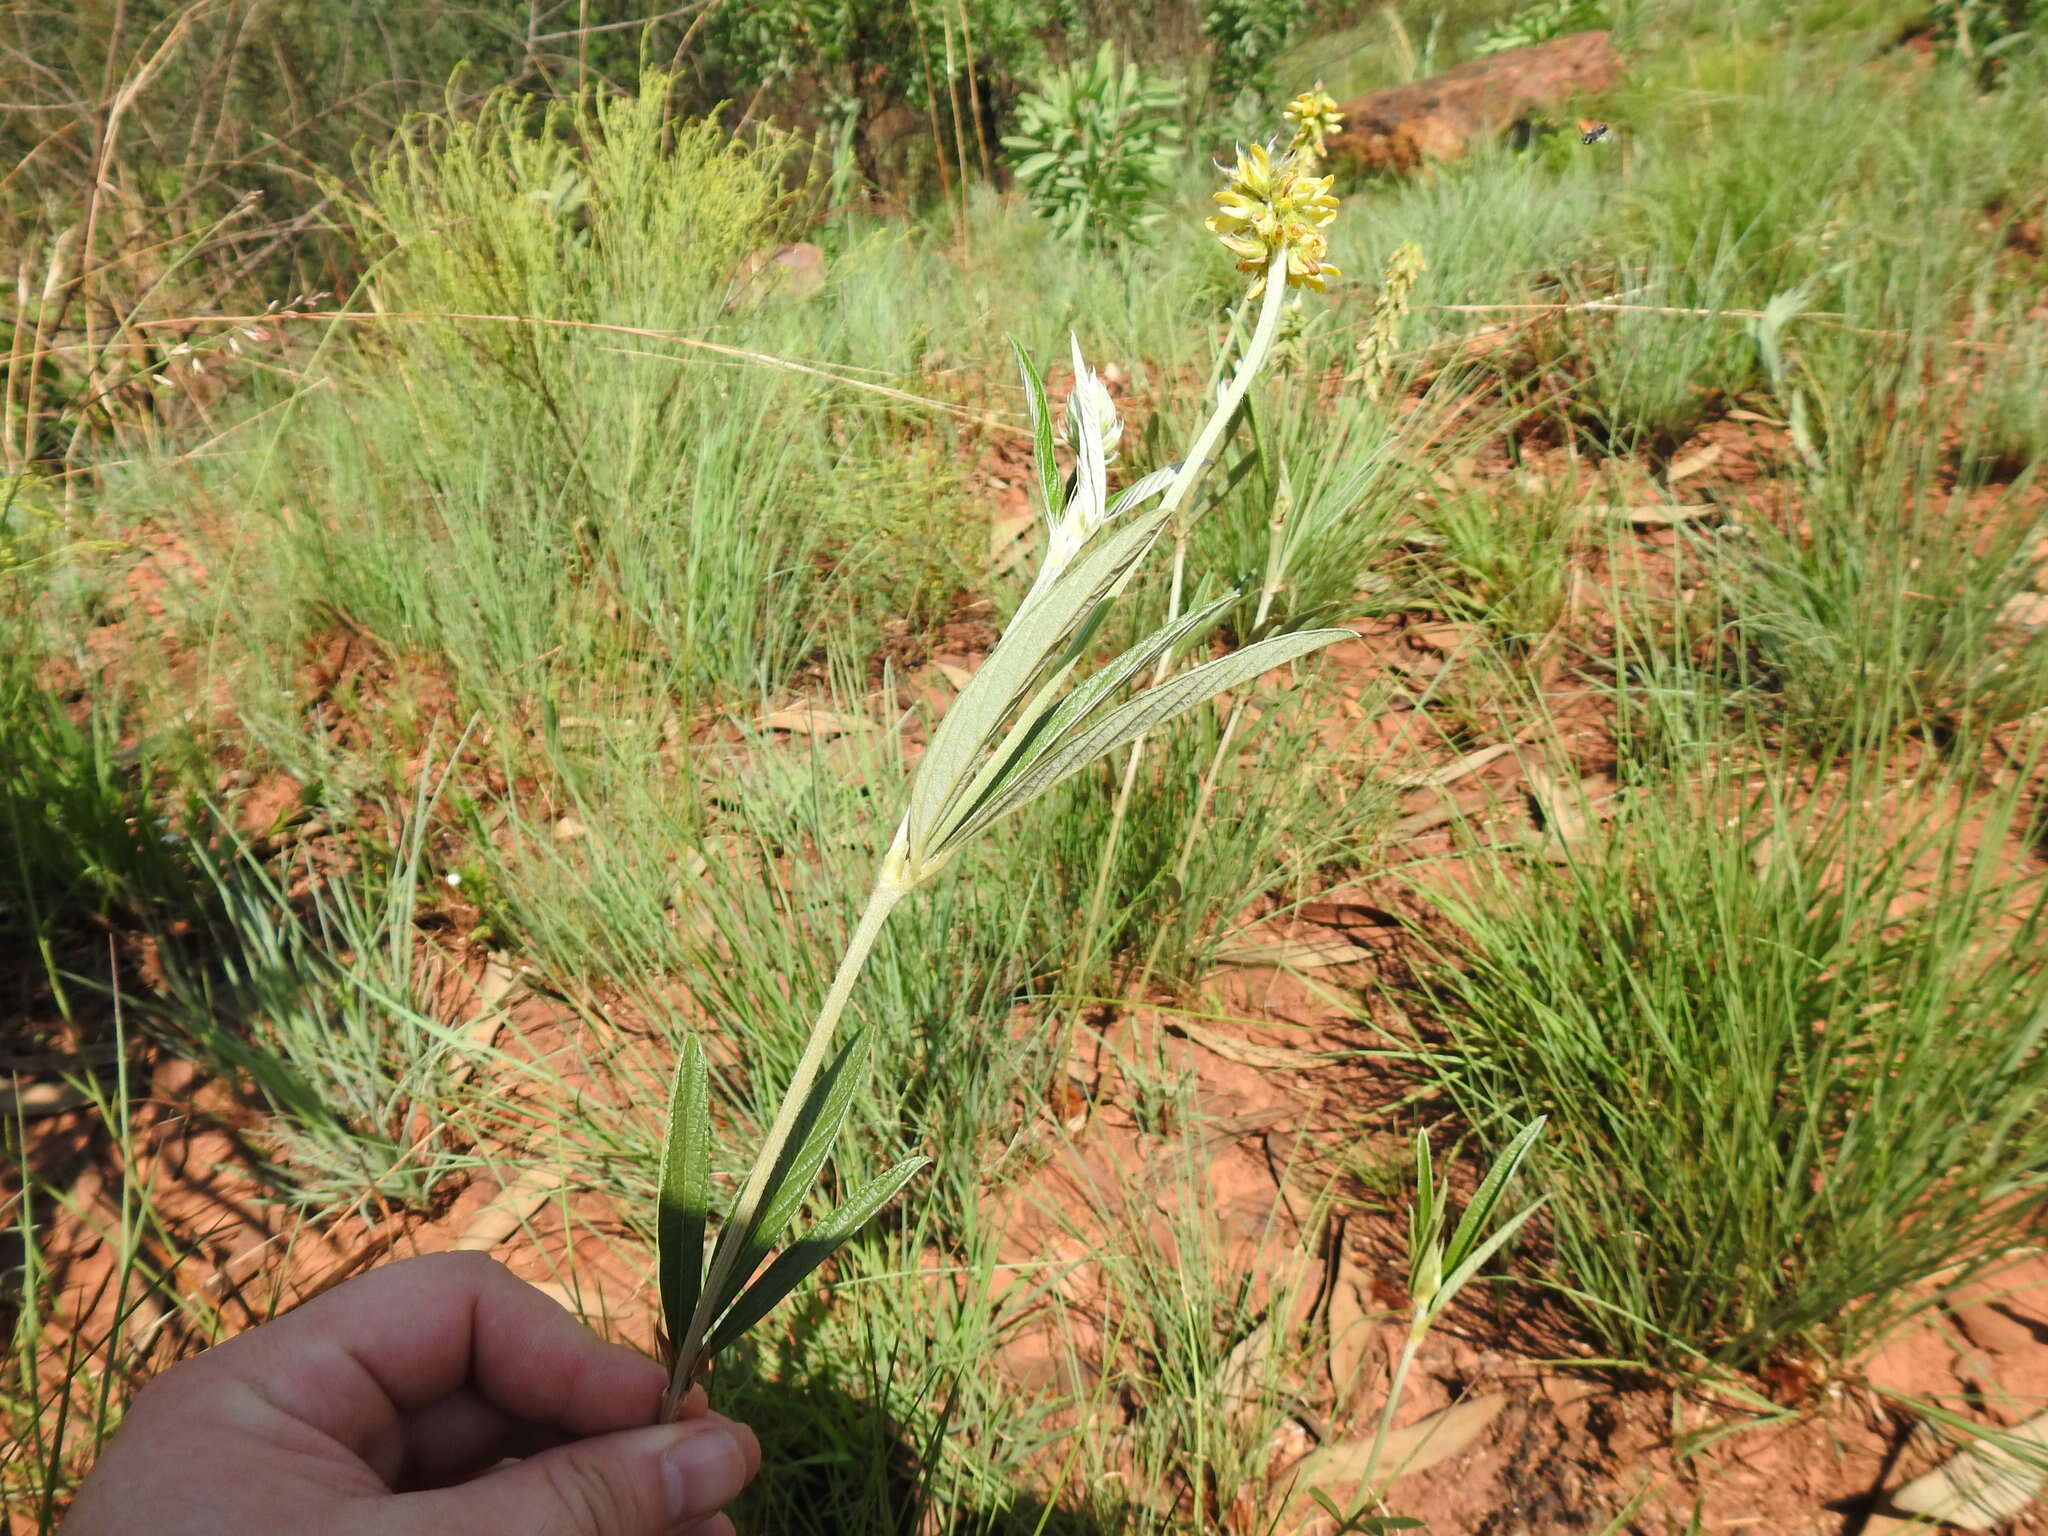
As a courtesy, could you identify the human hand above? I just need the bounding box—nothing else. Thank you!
[63,1251,759,1536]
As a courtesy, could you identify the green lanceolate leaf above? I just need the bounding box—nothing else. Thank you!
[1020,587,1238,753]
[1426,1116,1547,1321]
[704,1155,929,1357]
[657,1037,712,1349]
[1010,339,1065,528]
[904,499,1176,859]
[1429,1197,1547,1325]
[728,1030,873,1296]
[939,468,1184,827]
[1409,1129,1439,1267]
[941,587,1241,848]
[1104,463,1177,520]
[1441,1116,1546,1277]
[958,625,1352,841]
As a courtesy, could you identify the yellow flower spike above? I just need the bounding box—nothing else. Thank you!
[1283,84,1345,168]
[1206,142,1342,300]
[1347,241,1426,400]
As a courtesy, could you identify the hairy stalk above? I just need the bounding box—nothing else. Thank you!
[1359,1314,1428,1496]
[1075,249,1291,982]
[662,870,910,1417]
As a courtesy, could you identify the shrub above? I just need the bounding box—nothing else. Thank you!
[1475,0,1610,56]
[266,80,835,706]
[1201,0,1310,101]
[1003,44,1185,248]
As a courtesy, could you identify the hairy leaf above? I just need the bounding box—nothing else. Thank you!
[1010,339,1065,528]
[943,586,1240,846]
[1443,1115,1546,1277]
[657,1037,712,1347]
[959,625,1350,840]
[704,1155,929,1356]
[904,498,1174,860]
[724,1031,873,1309]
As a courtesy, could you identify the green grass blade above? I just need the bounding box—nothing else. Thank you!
[1995,993,2048,1078]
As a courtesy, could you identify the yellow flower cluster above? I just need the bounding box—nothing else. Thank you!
[1205,142,1341,298]
[1282,85,1344,167]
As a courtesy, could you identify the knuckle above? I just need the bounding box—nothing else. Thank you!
[423,1248,503,1280]
[413,1248,509,1291]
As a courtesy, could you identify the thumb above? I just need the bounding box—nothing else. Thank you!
[398,1419,752,1536]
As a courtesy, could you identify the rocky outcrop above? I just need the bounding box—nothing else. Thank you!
[1326,30,1624,177]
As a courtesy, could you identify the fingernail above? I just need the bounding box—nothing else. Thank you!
[661,1425,746,1522]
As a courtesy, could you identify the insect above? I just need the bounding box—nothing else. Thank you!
[1579,120,1611,145]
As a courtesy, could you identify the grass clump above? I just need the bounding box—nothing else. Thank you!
[188,76,982,731]
[145,775,476,1217]
[0,574,204,1002]
[1417,753,2048,1374]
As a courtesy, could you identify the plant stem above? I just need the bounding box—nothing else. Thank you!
[1357,1314,1428,1500]
[662,871,909,1418]
[1073,252,1292,985]
[1156,257,1295,532]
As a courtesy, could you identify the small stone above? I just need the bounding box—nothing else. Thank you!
[1998,593,2048,634]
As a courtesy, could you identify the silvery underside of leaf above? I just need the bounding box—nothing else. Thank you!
[902,344,1349,884]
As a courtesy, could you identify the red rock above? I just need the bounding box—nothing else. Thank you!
[1327,32,1625,178]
